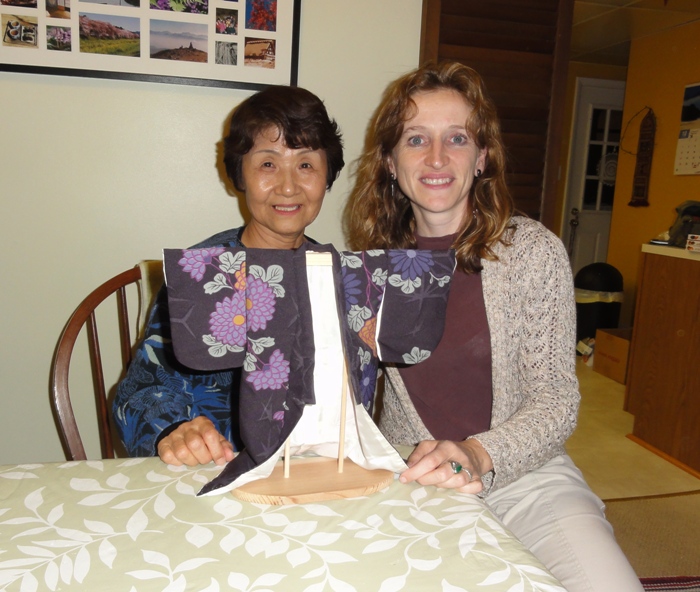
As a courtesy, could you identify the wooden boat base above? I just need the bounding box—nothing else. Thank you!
[232,457,394,505]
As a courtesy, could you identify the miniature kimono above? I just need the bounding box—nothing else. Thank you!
[163,244,455,496]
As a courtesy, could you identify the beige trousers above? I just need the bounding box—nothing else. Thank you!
[486,454,643,592]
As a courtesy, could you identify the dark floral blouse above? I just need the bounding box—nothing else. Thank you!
[113,227,251,458]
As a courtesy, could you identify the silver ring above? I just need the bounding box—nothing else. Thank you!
[449,461,474,482]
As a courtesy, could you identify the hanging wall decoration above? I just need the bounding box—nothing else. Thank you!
[628,108,655,207]
[0,0,300,90]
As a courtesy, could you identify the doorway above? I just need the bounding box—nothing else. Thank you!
[562,78,626,276]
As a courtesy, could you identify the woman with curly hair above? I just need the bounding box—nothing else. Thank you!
[345,61,641,592]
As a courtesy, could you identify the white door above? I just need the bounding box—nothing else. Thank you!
[562,78,626,277]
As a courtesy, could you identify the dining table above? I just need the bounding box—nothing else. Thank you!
[0,457,566,591]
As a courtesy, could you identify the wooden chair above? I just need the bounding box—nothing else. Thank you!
[50,261,163,460]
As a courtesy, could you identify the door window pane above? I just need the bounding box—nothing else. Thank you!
[590,108,607,141]
[586,144,603,176]
[583,179,599,209]
[608,110,622,142]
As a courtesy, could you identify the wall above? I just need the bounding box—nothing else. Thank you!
[607,21,700,325]
[0,0,423,464]
[555,61,628,233]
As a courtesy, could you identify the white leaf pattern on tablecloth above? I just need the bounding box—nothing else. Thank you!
[244,531,271,556]
[220,528,245,554]
[186,524,214,548]
[126,569,165,580]
[264,537,289,557]
[44,559,58,590]
[46,505,64,525]
[20,570,38,592]
[300,504,341,517]
[0,462,566,592]
[408,557,442,571]
[24,489,44,512]
[0,472,39,481]
[281,520,317,537]
[378,573,406,592]
[306,532,340,546]
[84,520,114,534]
[59,554,72,584]
[106,473,130,489]
[213,497,243,518]
[173,558,217,573]
[286,545,311,567]
[227,572,250,591]
[98,538,117,568]
[362,539,400,554]
[163,573,187,592]
[314,549,355,564]
[260,512,290,527]
[155,491,176,518]
[328,573,357,592]
[441,579,469,591]
[126,508,148,540]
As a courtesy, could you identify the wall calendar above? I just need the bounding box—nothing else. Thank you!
[674,83,700,175]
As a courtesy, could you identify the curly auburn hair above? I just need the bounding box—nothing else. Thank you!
[344,61,514,273]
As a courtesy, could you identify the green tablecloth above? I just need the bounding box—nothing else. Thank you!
[0,458,565,591]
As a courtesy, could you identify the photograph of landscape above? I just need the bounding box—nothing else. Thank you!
[150,19,206,62]
[79,13,140,56]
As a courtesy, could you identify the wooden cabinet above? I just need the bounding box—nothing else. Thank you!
[625,245,700,472]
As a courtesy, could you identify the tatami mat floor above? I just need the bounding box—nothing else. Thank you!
[566,359,700,500]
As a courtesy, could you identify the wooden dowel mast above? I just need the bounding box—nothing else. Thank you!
[338,362,349,473]
[283,438,290,478]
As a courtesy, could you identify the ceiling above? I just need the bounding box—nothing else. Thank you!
[571,0,700,66]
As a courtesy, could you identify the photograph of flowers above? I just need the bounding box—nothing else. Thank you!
[0,0,300,89]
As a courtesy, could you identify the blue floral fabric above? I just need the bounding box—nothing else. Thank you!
[113,227,249,458]
[162,244,456,495]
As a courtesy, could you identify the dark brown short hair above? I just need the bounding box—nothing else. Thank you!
[223,85,344,192]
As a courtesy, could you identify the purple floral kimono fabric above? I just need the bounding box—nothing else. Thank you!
[163,244,455,495]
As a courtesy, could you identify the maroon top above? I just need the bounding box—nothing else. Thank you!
[397,234,493,440]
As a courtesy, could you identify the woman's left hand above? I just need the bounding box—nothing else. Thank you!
[399,438,493,494]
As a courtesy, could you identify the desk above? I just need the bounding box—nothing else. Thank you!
[0,458,564,591]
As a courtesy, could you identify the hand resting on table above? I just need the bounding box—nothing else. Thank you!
[157,416,235,467]
[399,438,494,495]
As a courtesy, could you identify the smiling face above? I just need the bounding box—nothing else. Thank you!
[388,89,487,237]
[240,126,328,249]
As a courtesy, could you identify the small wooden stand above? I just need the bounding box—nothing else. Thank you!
[231,251,394,505]
[232,457,393,505]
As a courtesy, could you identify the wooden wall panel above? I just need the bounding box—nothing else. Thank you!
[421,0,573,226]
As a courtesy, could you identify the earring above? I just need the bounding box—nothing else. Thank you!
[390,174,397,198]
[475,169,482,178]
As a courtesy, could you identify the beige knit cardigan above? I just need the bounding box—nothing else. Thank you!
[378,216,581,496]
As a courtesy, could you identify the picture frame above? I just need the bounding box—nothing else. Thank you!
[0,0,301,90]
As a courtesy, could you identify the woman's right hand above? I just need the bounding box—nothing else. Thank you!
[157,416,235,467]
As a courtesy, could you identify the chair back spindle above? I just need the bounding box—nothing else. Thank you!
[51,266,151,460]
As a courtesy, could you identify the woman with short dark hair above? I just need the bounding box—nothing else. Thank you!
[114,84,343,466]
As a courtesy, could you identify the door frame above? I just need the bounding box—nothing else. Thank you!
[560,77,626,252]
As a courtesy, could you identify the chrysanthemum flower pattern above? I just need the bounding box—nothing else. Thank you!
[246,349,290,391]
[245,277,276,331]
[179,247,225,281]
[389,249,434,281]
[209,293,247,347]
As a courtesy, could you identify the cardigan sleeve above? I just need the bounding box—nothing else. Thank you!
[471,219,580,494]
